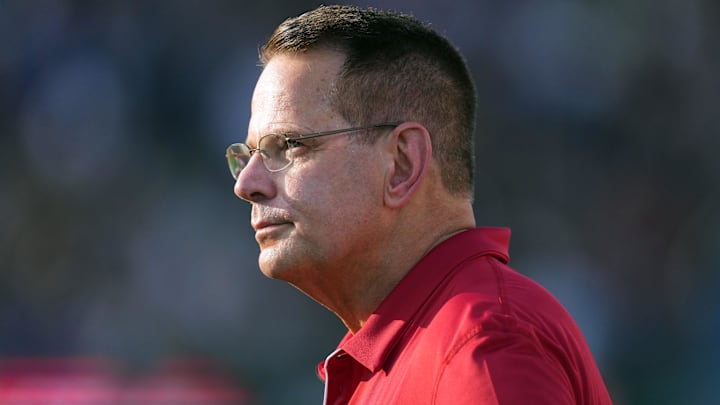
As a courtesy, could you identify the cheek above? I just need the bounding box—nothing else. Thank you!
[282,172,333,235]
[284,146,385,223]
[287,166,377,228]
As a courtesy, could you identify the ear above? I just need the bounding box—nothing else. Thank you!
[384,122,433,208]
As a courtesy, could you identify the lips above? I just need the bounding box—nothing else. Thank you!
[251,208,293,234]
[252,221,292,245]
[252,219,290,231]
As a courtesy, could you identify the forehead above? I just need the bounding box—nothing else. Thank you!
[248,50,347,139]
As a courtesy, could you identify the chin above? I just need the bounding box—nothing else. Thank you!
[258,248,294,281]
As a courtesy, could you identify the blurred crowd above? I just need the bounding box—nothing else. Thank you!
[1,0,718,404]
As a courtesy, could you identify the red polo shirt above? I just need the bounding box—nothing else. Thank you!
[318,227,611,404]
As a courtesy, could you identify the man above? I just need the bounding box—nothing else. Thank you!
[226,5,612,404]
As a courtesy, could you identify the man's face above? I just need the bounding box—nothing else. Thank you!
[235,50,388,291]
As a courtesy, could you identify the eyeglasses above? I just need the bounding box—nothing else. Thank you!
[225,123,400,179]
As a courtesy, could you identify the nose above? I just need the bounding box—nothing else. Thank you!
[234,153,276,202]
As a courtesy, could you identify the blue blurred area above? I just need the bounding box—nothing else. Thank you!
[1,1,718,404]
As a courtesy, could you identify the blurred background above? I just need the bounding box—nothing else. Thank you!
[1,0,718,403]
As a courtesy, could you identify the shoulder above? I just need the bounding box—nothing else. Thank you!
[426,255,588,366]
[419,258,606,404]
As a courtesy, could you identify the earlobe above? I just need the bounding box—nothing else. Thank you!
[384,122,432,208]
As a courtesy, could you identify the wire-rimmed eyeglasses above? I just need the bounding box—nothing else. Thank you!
[225,123,400,179]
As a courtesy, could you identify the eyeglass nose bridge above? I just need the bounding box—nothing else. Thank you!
[245,147,266,170]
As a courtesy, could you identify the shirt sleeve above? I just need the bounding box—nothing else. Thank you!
[433,326,578,405]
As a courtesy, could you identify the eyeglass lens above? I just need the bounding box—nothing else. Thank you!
[226,134,294,179]
[226,144,250,179]
[260,134,293,171]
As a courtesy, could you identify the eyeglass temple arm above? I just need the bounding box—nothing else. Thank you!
[288,122,401,141]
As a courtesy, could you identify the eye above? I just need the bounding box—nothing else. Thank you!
[285,138,306,149]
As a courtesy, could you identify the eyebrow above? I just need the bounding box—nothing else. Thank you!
[254,123,312,137]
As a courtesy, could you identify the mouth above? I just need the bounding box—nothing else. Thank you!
[253,221,287,231]
[251,206,294,241]
[252,218,293,242]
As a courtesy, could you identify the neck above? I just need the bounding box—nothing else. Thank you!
[321,196,476,333]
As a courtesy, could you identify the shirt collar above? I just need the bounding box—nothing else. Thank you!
[337,227,511,372]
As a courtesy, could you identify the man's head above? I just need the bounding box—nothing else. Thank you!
[231,6,477,321]
[260,5,477,197]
